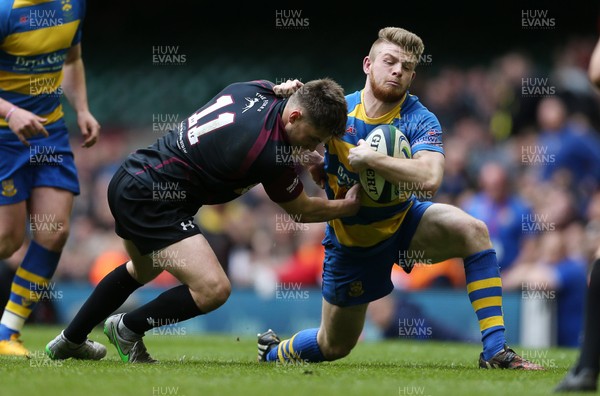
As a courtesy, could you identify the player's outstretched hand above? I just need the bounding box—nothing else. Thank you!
[8,107,49,146]
[273,79,303,97]
[77,110,100,148]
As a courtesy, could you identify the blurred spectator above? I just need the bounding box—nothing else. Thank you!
[461,161,538,272]
[274,222,326,288]
[534,96,600,203]
[435,135,470,205]
[487,51,540,140]
[503,231,587,347]
[422,67,473,130]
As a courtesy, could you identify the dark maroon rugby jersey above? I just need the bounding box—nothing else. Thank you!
[121,80,303,206]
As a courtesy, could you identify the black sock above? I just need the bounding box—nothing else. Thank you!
[64,264,142,344]
[578,258,600,373]
[123,285,203,334]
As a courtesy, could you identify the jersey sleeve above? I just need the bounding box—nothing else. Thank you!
[251,80,275,90]
[70,0,86,46]
[406,110,444,155]
[262,166,304,203]
[0,1,11,40]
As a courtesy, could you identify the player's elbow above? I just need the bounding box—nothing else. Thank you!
[421,178,441,195]
[421,172,443,196]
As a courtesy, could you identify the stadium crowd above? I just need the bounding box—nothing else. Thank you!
[1,36,599,347]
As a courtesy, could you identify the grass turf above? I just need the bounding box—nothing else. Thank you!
[0,326,586,396]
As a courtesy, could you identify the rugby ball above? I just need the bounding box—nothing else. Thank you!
[358,125,412,203]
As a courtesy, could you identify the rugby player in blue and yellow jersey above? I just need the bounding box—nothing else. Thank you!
[259,27,544,370]
[0,0,100,356]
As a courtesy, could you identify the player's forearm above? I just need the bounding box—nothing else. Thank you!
[295,196,356,223]
[366,154,442,193]
[62,58,90,114]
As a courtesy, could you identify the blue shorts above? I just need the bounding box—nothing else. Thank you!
[0,130,79,204]
[322,199,433,306]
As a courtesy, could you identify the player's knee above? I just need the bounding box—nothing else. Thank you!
[454,216,491,252]
[319,336,358,361]
[192,277,231,312]
[211,280,232,306]
[32,225,70,252]
[320,342,355,361]
[468,218,491,245]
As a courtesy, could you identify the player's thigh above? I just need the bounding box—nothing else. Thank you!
[318,298,368,350]
[409,203,491,261]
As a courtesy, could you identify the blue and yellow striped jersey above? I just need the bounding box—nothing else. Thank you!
[0,0,85,137]
[323,90,444,249]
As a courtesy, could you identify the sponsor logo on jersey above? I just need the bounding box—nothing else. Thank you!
[336,163,356,187]
[242,92,269,113]
[412,130,442,147]
[242,97,260,113]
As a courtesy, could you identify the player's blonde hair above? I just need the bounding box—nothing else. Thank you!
[369,27,425,65]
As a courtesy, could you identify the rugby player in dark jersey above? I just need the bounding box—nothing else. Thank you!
[46,78,360,363]
[555,36,600,392]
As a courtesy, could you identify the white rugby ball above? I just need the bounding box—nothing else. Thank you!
[358,125,412,203]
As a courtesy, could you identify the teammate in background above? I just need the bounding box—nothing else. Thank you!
[0,0,100,356]
[555,35,600,393]
[46,78,361,363]
[258,27,543,370]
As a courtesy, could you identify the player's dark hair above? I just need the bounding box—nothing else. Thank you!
[289,78,347,138]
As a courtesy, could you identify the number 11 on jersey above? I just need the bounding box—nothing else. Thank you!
[187,95,235,145]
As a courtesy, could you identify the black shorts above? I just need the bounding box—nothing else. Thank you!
[107,166,201,256]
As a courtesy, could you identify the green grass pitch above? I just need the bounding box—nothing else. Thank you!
[0,326,586,396]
